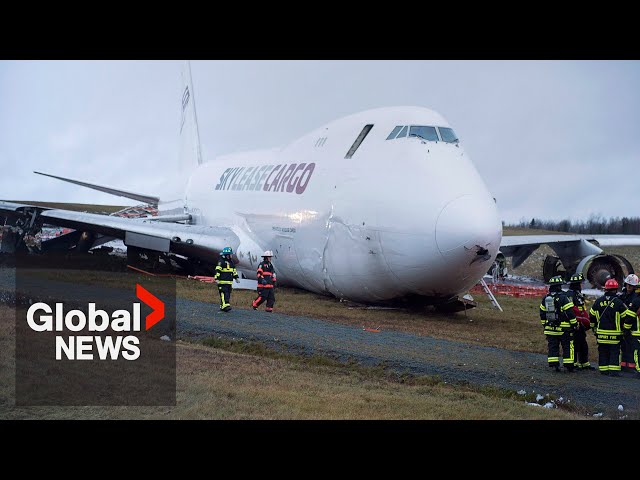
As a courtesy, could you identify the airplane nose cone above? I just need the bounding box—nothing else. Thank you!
[436,194,500,256]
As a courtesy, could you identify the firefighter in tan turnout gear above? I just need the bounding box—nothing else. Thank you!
[215,246,240,312]
[252,251,277,312]
[589,278,635,376]
[539,275,577,372]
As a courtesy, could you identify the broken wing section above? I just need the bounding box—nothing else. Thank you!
[0,201,237,260]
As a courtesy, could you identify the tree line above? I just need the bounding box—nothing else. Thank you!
[507,215,640,235]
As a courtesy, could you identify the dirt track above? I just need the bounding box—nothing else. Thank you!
[2,267,639,416]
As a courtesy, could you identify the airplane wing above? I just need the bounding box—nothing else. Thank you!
[501,234,640,249]
[33,171,160,206]
[0,200,238,260]
[501,234,640,267]
[499,233,640,287]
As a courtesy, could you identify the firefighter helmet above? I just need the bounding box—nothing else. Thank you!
[547,275,565,285]
[569,273,584,283]
[624,274,639,286]
[222,247,233,255]
[604,278,619,290]
[262,250,274,257]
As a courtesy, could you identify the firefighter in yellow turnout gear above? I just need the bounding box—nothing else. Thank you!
[215,246,240,312]
[539,275,577,372]
[589,278,635,376]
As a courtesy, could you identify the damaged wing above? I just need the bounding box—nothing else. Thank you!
[0,200,238,260]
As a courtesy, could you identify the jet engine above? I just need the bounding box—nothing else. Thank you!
[543,253,634,288]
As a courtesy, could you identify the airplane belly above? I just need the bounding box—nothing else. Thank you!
[378,231,449,297]
[272,234,308,290]
[323,222,395,302]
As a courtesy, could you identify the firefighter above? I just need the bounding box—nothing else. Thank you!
[589,278,635,376]
[631,280,640,379]
[539,275,578,372]
[566,272,595,370]
[252,250,277,312]
[214,246,240,312]
[618,274,639,372]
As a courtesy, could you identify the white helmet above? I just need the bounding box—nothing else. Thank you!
[624,274,639,286]
[262,250,274,257]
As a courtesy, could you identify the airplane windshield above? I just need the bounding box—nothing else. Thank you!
[438,127,459,143]
[386,125,457,143]
[409,126,438,142]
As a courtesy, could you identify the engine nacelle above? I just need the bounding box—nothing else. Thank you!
[543,253,634,288]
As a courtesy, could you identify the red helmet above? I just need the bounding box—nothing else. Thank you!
[604,279,619,290]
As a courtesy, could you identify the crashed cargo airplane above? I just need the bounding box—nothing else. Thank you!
[2,61,639,309]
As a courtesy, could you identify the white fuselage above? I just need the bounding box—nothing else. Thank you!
[183,106,502,303]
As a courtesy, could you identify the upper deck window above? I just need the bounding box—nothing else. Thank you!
[345,124,374,159]
[438,127,459,144]
[409,126,439,142]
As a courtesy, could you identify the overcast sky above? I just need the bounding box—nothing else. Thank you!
[1,60,638,224]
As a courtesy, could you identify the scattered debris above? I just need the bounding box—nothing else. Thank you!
[160,335,171,341]
[526,402,542,407]
[618,405,624,412]
[362,326,381,333]
[536,394,544,402]
[593,412,604,418]
[517,390,526,395]
[188,275,216,283]
[543,402,555,409]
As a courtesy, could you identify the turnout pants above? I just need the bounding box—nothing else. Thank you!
[597,342,621,374]
[546,330,575,370]
[574,327,591,368]
[253,287,275,312]
[633,336,640,373]
[620,333,636,370]
[218,283,233,311]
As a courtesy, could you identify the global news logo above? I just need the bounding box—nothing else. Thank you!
[25,284,164,361]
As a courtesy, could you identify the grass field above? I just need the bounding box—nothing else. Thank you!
[0,305,585,420]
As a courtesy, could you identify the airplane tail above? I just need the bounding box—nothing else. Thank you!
[179,60,204,174]
[156,60,205,217]
[34,62,204,221]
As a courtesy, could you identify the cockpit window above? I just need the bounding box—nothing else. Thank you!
[438,127,459,143]
[409,126,438,142]
[386,125,454,143]
[386,126,403,140]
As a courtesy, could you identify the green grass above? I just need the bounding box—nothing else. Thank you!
[0,306,588,420]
